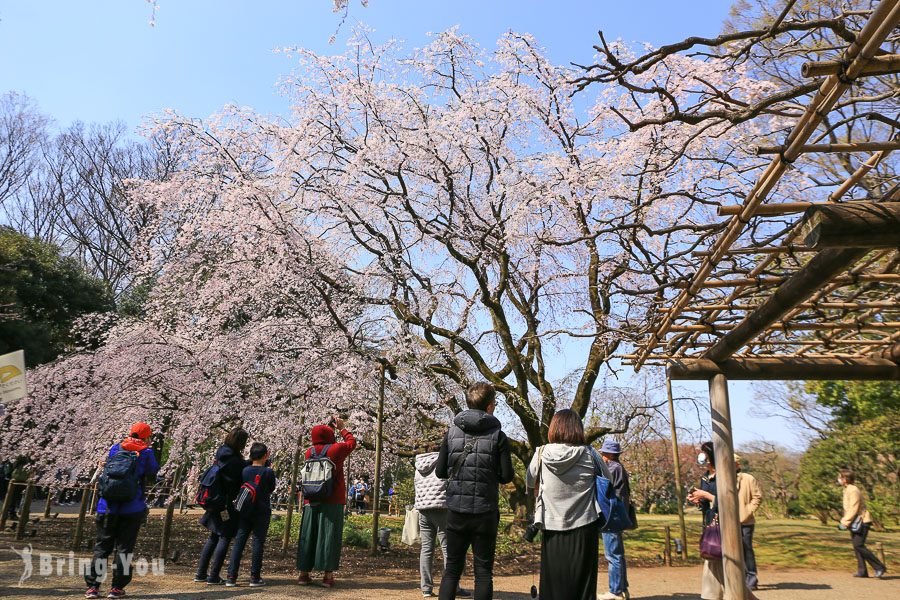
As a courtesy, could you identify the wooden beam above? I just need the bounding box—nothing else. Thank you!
[674,273,900,289]
[754,141,900,155]
[668,357,900,380]
[661,301,899,312]
[802,54,900,78]
[703,248,868,361]
[880,343,900,361]
[692,245,813,257]
[669,321,900,333]
[717,202,815,217]
[802,202,900,249]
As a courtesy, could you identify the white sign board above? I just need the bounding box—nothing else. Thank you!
[0,350,27,403]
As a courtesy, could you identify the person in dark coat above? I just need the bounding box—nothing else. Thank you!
[599,439,631,600]
[194,427,249,585]
[84,422,160,600]
[435,382,514,600]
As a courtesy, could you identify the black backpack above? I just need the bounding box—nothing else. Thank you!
[233,473,261,518]
[195,462,227,511]
[98,450,141,503]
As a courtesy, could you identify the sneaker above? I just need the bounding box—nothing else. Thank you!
[322,575,336,588]
[107,589,126,599]
[225,578,237,587]
[457,587,472,598]
[249,578,265,587]
[600,593,626,600]
[207,577,226,585]
[193,575,207,583]
[853,573,869,578]
[422,592,436,598]
[297,574,312,586]
[874,567,887,579]
[85,587,100,599]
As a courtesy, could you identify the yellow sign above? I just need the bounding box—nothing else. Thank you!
[0,365,22,383]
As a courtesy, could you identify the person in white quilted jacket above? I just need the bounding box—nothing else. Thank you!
[415,447,471,598]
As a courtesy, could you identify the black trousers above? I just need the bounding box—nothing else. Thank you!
[195,531,232,581]
[742,524,758,588]
[540,523,599,600]
[228,510,271,580]
[84,512,144,590]
[851,524,885,575]
[439,510,499,600]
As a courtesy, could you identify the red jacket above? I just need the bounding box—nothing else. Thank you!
[304,425,356,505]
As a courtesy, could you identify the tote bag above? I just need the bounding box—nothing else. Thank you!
[401,507,421,546]
[699,516,722,559]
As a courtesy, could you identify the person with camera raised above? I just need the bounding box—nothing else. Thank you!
[525,409,603,600]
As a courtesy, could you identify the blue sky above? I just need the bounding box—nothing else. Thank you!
[0,1,805,449]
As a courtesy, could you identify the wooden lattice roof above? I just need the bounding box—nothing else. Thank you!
[629,0,900,381]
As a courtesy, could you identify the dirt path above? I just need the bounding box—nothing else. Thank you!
[1,549,896,600]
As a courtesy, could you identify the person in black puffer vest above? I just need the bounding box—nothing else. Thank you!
[436,382,513,600]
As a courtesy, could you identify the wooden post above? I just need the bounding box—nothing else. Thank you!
[43,486,53,519]
[72,486,90,551]
[15,483,34,541]
[709,375,747,600]
[666,378,689,560]
[88,481,99,516]
[664,525,672,567]
[371,362,386,555]
[876,542,886,567]
[282,444,302,554]
[159,466,184,559]
[0,481,15,530]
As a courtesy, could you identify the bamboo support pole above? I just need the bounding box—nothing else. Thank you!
[664,525,673,567]
[15,483,34,541]
[633,0,900,372]
[661,301,899,312]
[666,379,689,561]
[159,466,183,559]
[802,54,900,78]
[72,487,90,551]
[670,321,900,333]
[876,542,886,566]
[88,482,99,516]
[674,273,900,289]
[708,375,747,600]
[717,202,816,217]
[754,141,900,155]
[692,245,812,257]
[43,487,53,519]
[0,481,15,530]
[371,363,386,555]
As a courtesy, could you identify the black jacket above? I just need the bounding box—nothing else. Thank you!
[199,445,248,536]
[436,409,513,514]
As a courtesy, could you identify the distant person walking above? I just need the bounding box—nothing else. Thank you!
[599,439,631,600]
[84,422,159,599]
[436,382,513,600]
[194,427,250,585]
[838,469,886,579]
[526,409,603,600]
[296,416,357,588]
[227,441,277,587]
[414,444,471,598]
[735,454,762,590]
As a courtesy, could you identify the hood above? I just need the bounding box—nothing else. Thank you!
[215,444,238,463]
[453,409,502,435]
[121,438,150,453]
[415,452,439,476]
[540,443,589,475]
[311,424,336,446]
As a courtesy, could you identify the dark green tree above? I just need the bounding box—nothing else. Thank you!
[0,227,113,366]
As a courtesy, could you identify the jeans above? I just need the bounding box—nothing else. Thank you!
[84,512,144,590]
[851,524,885,576]
[196,531,232,582]
[741,524,758,588]
[439,510,498,600]
[228,510,271,580]
[419,508,448,593]
[602,531,628,595]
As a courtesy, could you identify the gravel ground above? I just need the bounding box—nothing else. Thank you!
[1,547,897,600]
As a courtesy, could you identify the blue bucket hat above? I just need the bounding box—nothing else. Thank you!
[600,439,622,454]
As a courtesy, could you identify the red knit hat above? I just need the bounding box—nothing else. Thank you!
[129,422,152,440]
[311,424,336,445]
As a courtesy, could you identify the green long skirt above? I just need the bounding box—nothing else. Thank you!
[296,503,345,572]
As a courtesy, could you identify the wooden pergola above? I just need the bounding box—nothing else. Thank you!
[627,2,900,598]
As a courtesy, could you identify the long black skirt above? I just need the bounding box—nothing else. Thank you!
[540,522,599,600]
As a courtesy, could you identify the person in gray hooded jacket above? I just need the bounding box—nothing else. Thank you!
[526,409,608,600]
[414,447,471,598]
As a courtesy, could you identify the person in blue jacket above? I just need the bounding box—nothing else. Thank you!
[84,422,159,599]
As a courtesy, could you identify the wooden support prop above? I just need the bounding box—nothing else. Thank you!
[802,202,900,249]
[88,482,99,516]
[708,375,747,600]
[692,245,812,257]
[15,483,35,541]
[282,444,302,554]
[664,301,899,312]
[880,343,900,362]
[664,525,672,567]
[674,273,900,289]
[666,379,689,561]
[0,481,15,530]
[802,54,900,78]
[876,542,886,566]
[754,141,900,155]
[717,202,815,217]
[371,363,386,555]
[671,321,900,333]
[668,357,900,381]
[703,247,868,361]
[72,487,90,551]
[159,467,183,559]
[43,487,53,519]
